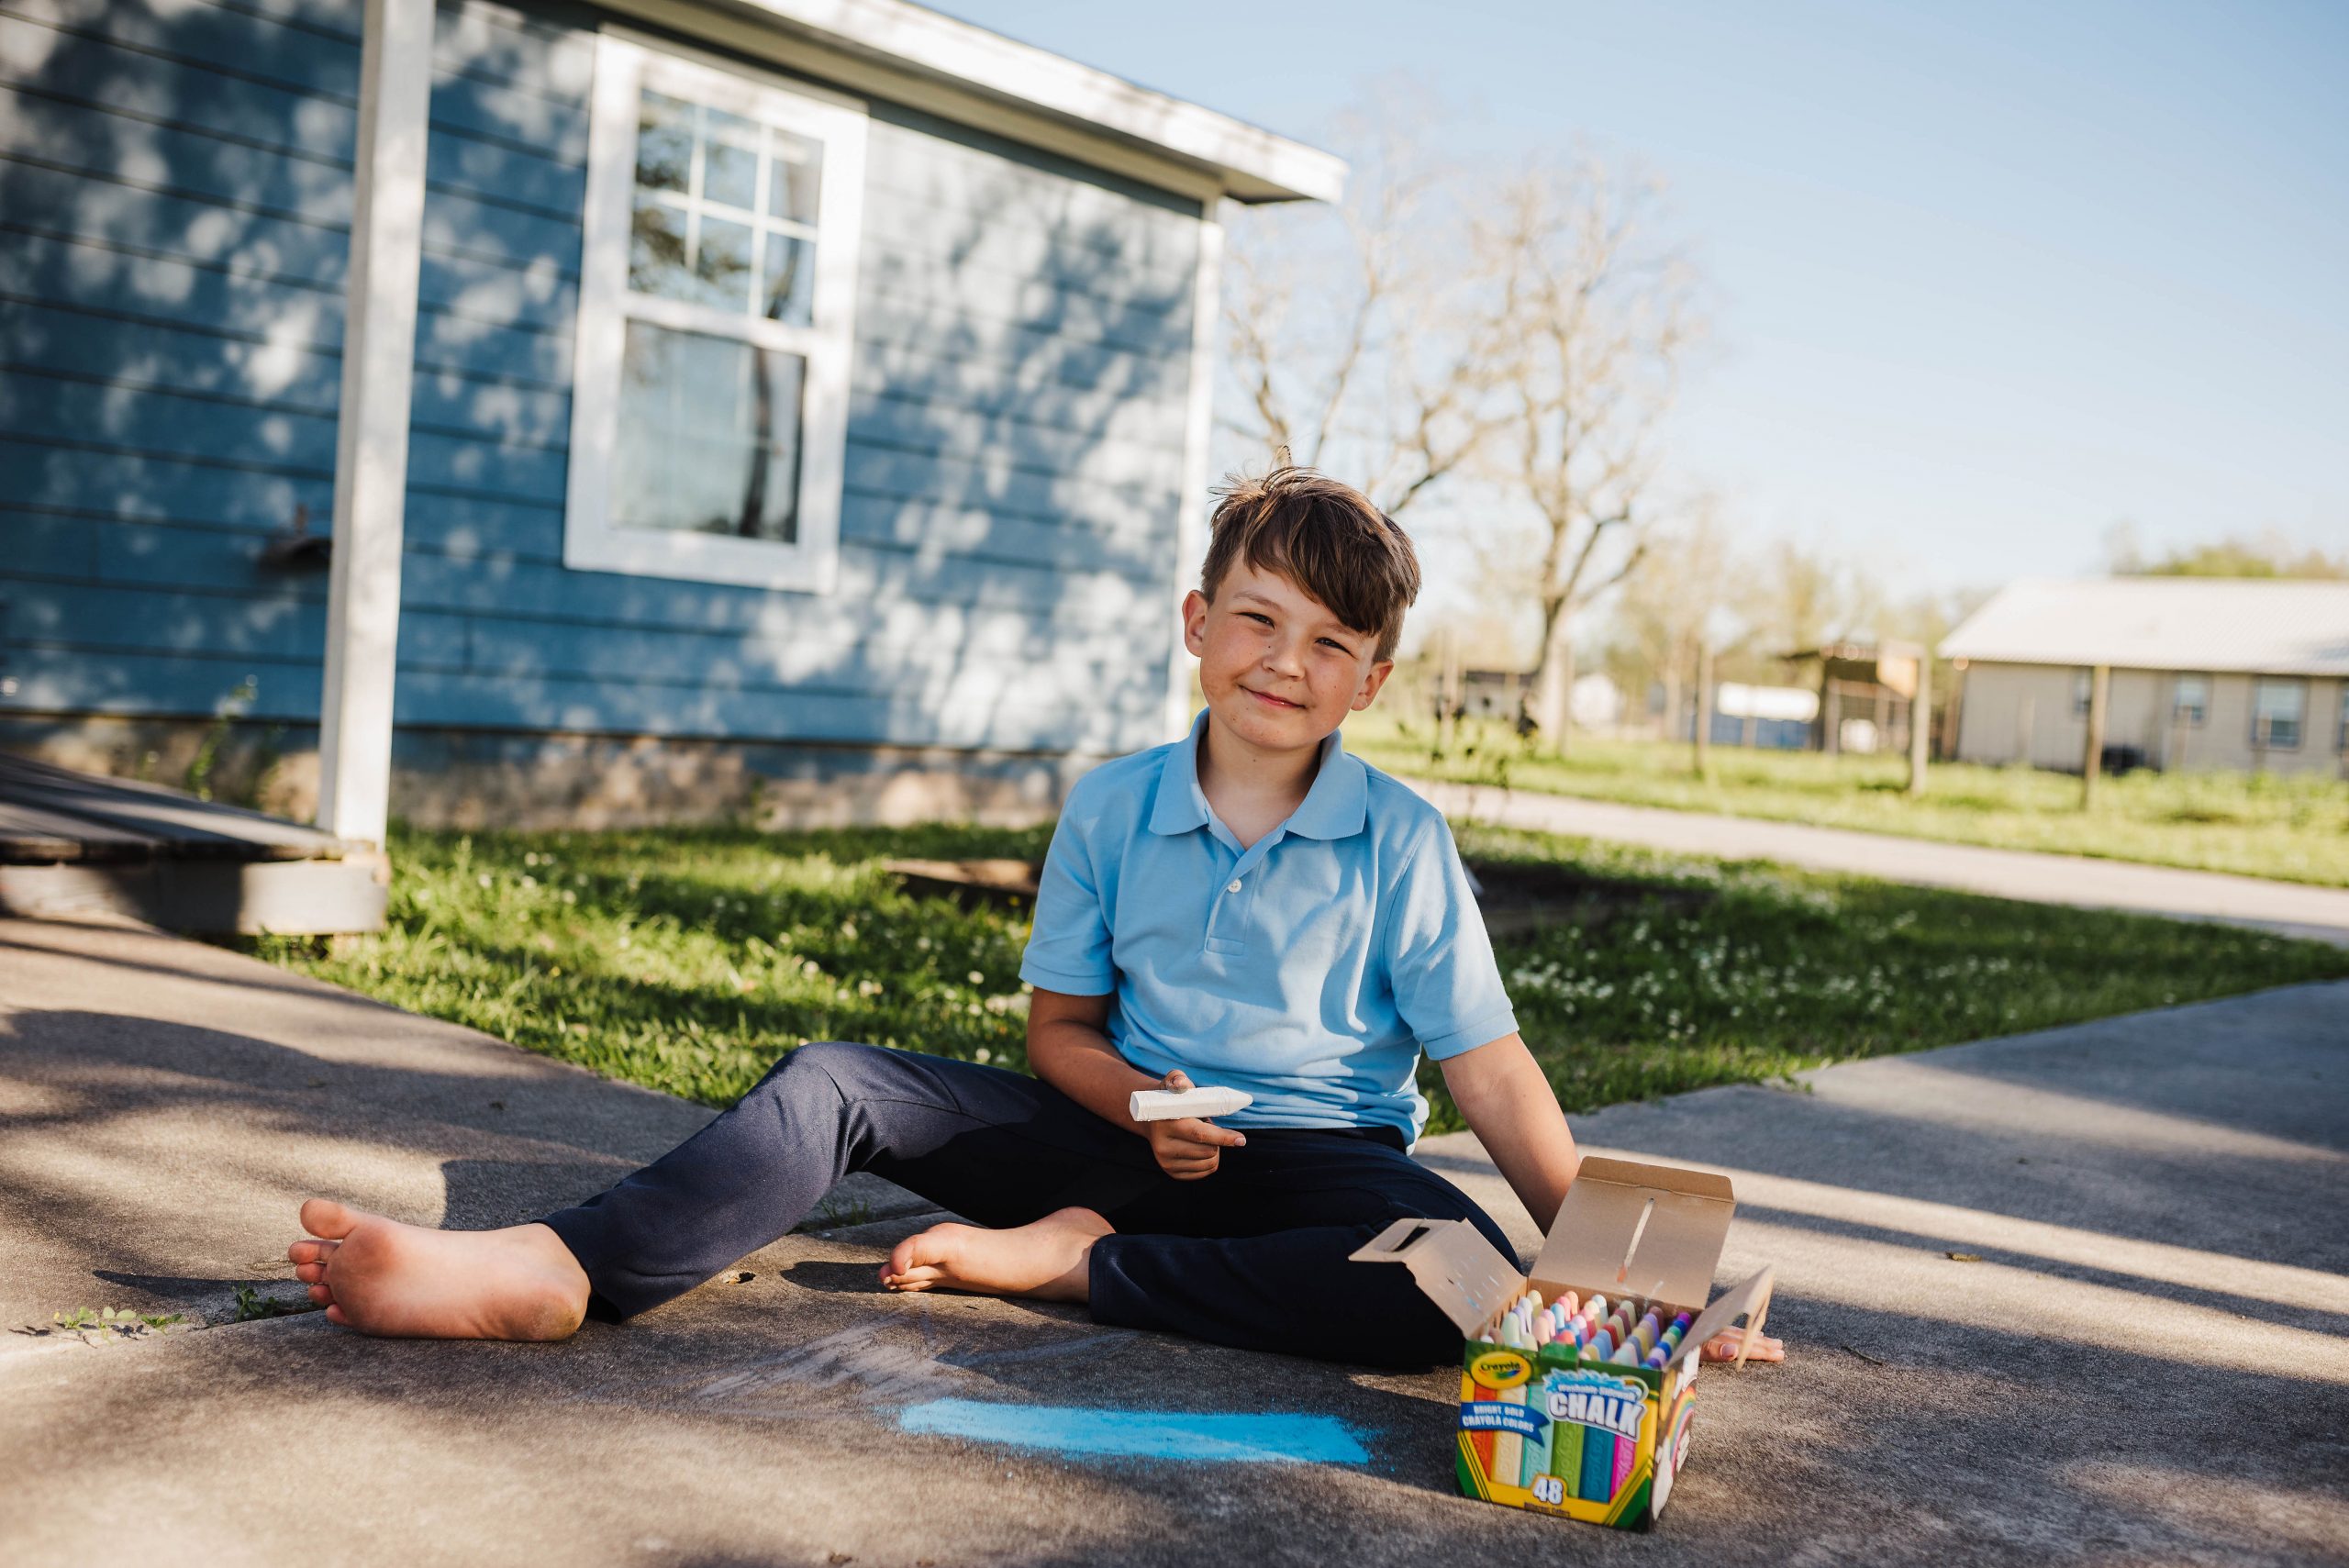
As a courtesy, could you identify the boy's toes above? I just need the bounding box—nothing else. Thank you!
[286,1237,340,1266]
[299,1198,361,1240]
[1700,1328,1786,1363]
[308,1283,335,1306]
[293,1260,329,1284]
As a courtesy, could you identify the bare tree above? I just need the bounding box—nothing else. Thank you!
[1602,498,1736,736]
[1483,152,1701,746]
[1219,95,1509,517]
[1741,536,1883,656]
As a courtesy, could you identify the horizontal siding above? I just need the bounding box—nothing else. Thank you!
[0,0,360,716]
[6,644,1161,752]
[6,508,1168,664]
[0,0,361,100]
[0,295,341,411]
[0,436,331,529]
[12,578,1164,705]
[3,0,1202,759]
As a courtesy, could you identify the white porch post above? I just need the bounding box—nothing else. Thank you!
[318,0,433,845]
[1165,197,1225,740]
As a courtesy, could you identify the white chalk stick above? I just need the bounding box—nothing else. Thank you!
[1128,1085,1254,1122]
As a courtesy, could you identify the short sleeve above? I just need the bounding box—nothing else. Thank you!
[1019,806,1115,995]
[1380,818,1518,1060]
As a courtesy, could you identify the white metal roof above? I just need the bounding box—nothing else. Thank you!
[1939,578,2349,676]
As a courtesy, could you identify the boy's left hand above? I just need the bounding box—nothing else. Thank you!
[1140,1070,1247,1180]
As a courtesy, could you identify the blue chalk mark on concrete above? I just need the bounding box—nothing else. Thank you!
[896,1400,1371,1464]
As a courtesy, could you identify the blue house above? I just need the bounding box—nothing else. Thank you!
[0,0,1339,841]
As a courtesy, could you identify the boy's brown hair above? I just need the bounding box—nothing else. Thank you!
[1200,463,1420,662]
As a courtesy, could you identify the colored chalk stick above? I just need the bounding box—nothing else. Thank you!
[1579,1424,1616,1502]
[1612,1420,1638,1496]
[1521,1396,1553,1487]
[1469,1375,1499,1482]
[1494,1385,1527,1489]
[1551,1405,1585,1496]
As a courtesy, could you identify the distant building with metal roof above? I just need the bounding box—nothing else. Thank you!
[1938,579,2349,776]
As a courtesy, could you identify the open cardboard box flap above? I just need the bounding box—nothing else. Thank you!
[1530,1155,1734,1310]
[1663,1264,1775,1373]
[1351,1216,1527,1339]
[1351,1155,1742,1339]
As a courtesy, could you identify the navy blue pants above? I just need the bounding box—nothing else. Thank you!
[540,1041,1513,1368]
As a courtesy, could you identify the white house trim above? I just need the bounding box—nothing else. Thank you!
[591,0,1341,205]
[317,0,432,848]
[1166,198,1223,740]
[562,31,866,593]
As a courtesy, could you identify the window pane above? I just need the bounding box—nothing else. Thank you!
[613,320,805,544]
[629,83,826,324]
[2173,673,2208,725]
[768,129,822,223]
[2254,679,2304,749]
[696,215,757,311]
[2254,680,2304,721]
[628,194,694,302]
[703,120,759,211]
[762,233,816,326]
[636,92,694,192]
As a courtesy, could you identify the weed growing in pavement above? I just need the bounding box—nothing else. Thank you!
[231,1285,323,1322]
[17,1307,195,1345]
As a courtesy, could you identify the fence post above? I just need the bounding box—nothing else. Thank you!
[1907,657,1931,795]
[1694,640,1715,781]
[2081,663,2110,808]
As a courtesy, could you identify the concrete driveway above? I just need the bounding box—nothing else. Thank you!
[3,915,2343,1567]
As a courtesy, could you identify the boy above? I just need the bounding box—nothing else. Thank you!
[287,466,1779,1368]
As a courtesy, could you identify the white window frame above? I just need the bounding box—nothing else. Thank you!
[2250,676,2304,751]
[564,31,865,593]
[2171,673,2209,728]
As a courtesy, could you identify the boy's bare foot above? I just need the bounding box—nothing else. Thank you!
[285,1198,591,1341]
[878,1207,1112,1304]
[1699,1325,1786,1362]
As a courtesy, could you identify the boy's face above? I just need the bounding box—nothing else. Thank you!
[1183,561,1393,759]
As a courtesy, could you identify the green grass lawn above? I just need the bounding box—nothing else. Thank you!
[1344,711,2349,889]
[249,822,2348,1136]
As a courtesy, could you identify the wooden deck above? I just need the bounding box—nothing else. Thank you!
[0,754,386,935]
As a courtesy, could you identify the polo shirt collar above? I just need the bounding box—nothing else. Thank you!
[1150,709,1368,840]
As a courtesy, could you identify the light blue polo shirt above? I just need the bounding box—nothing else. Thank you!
[1018,710,1518,1141]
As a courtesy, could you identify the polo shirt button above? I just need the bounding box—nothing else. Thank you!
[1227,879,1242,893]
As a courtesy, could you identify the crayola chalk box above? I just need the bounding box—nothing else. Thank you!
[1353,1157,1774,1529]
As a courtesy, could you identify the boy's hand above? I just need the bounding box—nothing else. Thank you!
[1141,1070,1246,1180]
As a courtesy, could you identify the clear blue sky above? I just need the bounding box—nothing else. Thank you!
[935,0,2349,600]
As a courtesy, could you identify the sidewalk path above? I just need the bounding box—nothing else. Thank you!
[1405,776,2349,947]
[4,914,2343,1567]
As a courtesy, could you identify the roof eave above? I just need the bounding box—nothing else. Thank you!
[657,0,1346,204]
